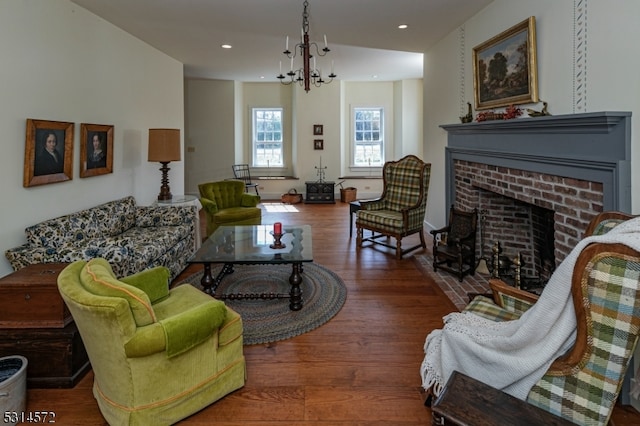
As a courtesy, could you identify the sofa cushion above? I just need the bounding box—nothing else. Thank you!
[118,225,191,271]
[93,196,137,237]
[136,205,197,227]
[357,209,403,231]
[25,209,101,248]
[80,258,156,326]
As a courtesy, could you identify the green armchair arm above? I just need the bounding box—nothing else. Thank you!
[124,298,227,358]
[240,193,261,207]
[200,197,219,215]
[161,299,227,357]
[120,266,170,304]
[124,322,166,357]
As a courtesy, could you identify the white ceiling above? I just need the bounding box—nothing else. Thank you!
[70,0,493,82]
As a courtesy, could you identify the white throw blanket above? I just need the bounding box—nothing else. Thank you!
[421,216,640,400]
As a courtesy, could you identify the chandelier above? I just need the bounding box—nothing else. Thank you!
[277,0,336,92]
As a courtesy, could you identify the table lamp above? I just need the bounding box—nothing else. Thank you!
[148,128,181,201]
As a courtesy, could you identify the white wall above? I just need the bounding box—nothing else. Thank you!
[395,79,424,158]
[423,0,640,230]
[0,0,185,277]
[184,79,420,200]
[184,79,236,192]
[243,83,296,179]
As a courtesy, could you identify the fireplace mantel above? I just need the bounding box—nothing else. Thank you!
[441,111,632,212]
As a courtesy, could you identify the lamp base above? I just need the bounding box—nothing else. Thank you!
[157,192,173,201]
[157,161,173,201]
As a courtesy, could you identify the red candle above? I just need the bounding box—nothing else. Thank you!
[274,222,282,234]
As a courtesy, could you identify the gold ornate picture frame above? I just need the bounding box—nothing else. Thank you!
[473,16,538,110]
[80,123,114,178]
[23,119,74,187]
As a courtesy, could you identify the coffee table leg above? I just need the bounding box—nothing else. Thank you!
[201,263,214,295]
[201,263,234,296]
[289,262,303,311]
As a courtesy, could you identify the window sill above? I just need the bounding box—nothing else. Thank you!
[255,176,299,180]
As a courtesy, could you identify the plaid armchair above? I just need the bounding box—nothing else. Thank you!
[433,211,640,425]
[356,155,431,259]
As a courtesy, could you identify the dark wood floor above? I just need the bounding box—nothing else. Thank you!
[26,201,640,425]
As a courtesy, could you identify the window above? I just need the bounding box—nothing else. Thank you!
[252,108,283,167]
[353,107,384,167]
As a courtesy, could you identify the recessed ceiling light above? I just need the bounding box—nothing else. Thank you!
[221,44,232,49]
[398,24,408,29]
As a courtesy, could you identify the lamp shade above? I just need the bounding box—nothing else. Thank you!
[148,129,181,162]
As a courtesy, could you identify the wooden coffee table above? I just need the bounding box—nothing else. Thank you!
[188,224,313,311]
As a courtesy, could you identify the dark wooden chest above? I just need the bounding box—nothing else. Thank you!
[0,321,90,388]
[305,181,336,203]
[0,263,72,328]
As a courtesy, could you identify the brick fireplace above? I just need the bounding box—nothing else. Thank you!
[441,111,632,280]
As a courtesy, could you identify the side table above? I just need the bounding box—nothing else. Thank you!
[155,195,203,248]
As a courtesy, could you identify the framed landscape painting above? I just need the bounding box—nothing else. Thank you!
[473,16,538,110]
[23,119,74,187]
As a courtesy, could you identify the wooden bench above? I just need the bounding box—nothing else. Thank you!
[431,371,574,426]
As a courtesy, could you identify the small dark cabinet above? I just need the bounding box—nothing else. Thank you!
[305,181,335,204]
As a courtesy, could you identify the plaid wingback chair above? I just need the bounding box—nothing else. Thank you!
[434,211,640,426]
[584,210,636,237]
[356,155,431,259]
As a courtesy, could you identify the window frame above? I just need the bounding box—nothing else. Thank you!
[251,107,284,168]
[351,106,385,168]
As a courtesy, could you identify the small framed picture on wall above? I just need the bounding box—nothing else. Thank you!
[80,123,114,178]
[314,139,324,150]
[313,124,323,135]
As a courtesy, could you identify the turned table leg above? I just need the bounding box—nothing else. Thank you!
[289,262,304,311]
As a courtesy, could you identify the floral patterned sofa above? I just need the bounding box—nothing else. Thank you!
[5,196,197,279]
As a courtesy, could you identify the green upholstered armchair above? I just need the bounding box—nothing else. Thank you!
[356,155,431,259]
[57,258,246,426]
[198,180,261,237]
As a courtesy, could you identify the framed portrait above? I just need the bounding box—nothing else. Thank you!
[23,119,74,187]
[314,139,324,150]
[313,124,323,135]
[473,16,538,110]
[80,123,114,178]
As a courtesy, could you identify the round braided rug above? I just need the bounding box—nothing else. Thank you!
[178,263,347,345]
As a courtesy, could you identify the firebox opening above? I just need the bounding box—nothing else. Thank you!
[477,189,556,292]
